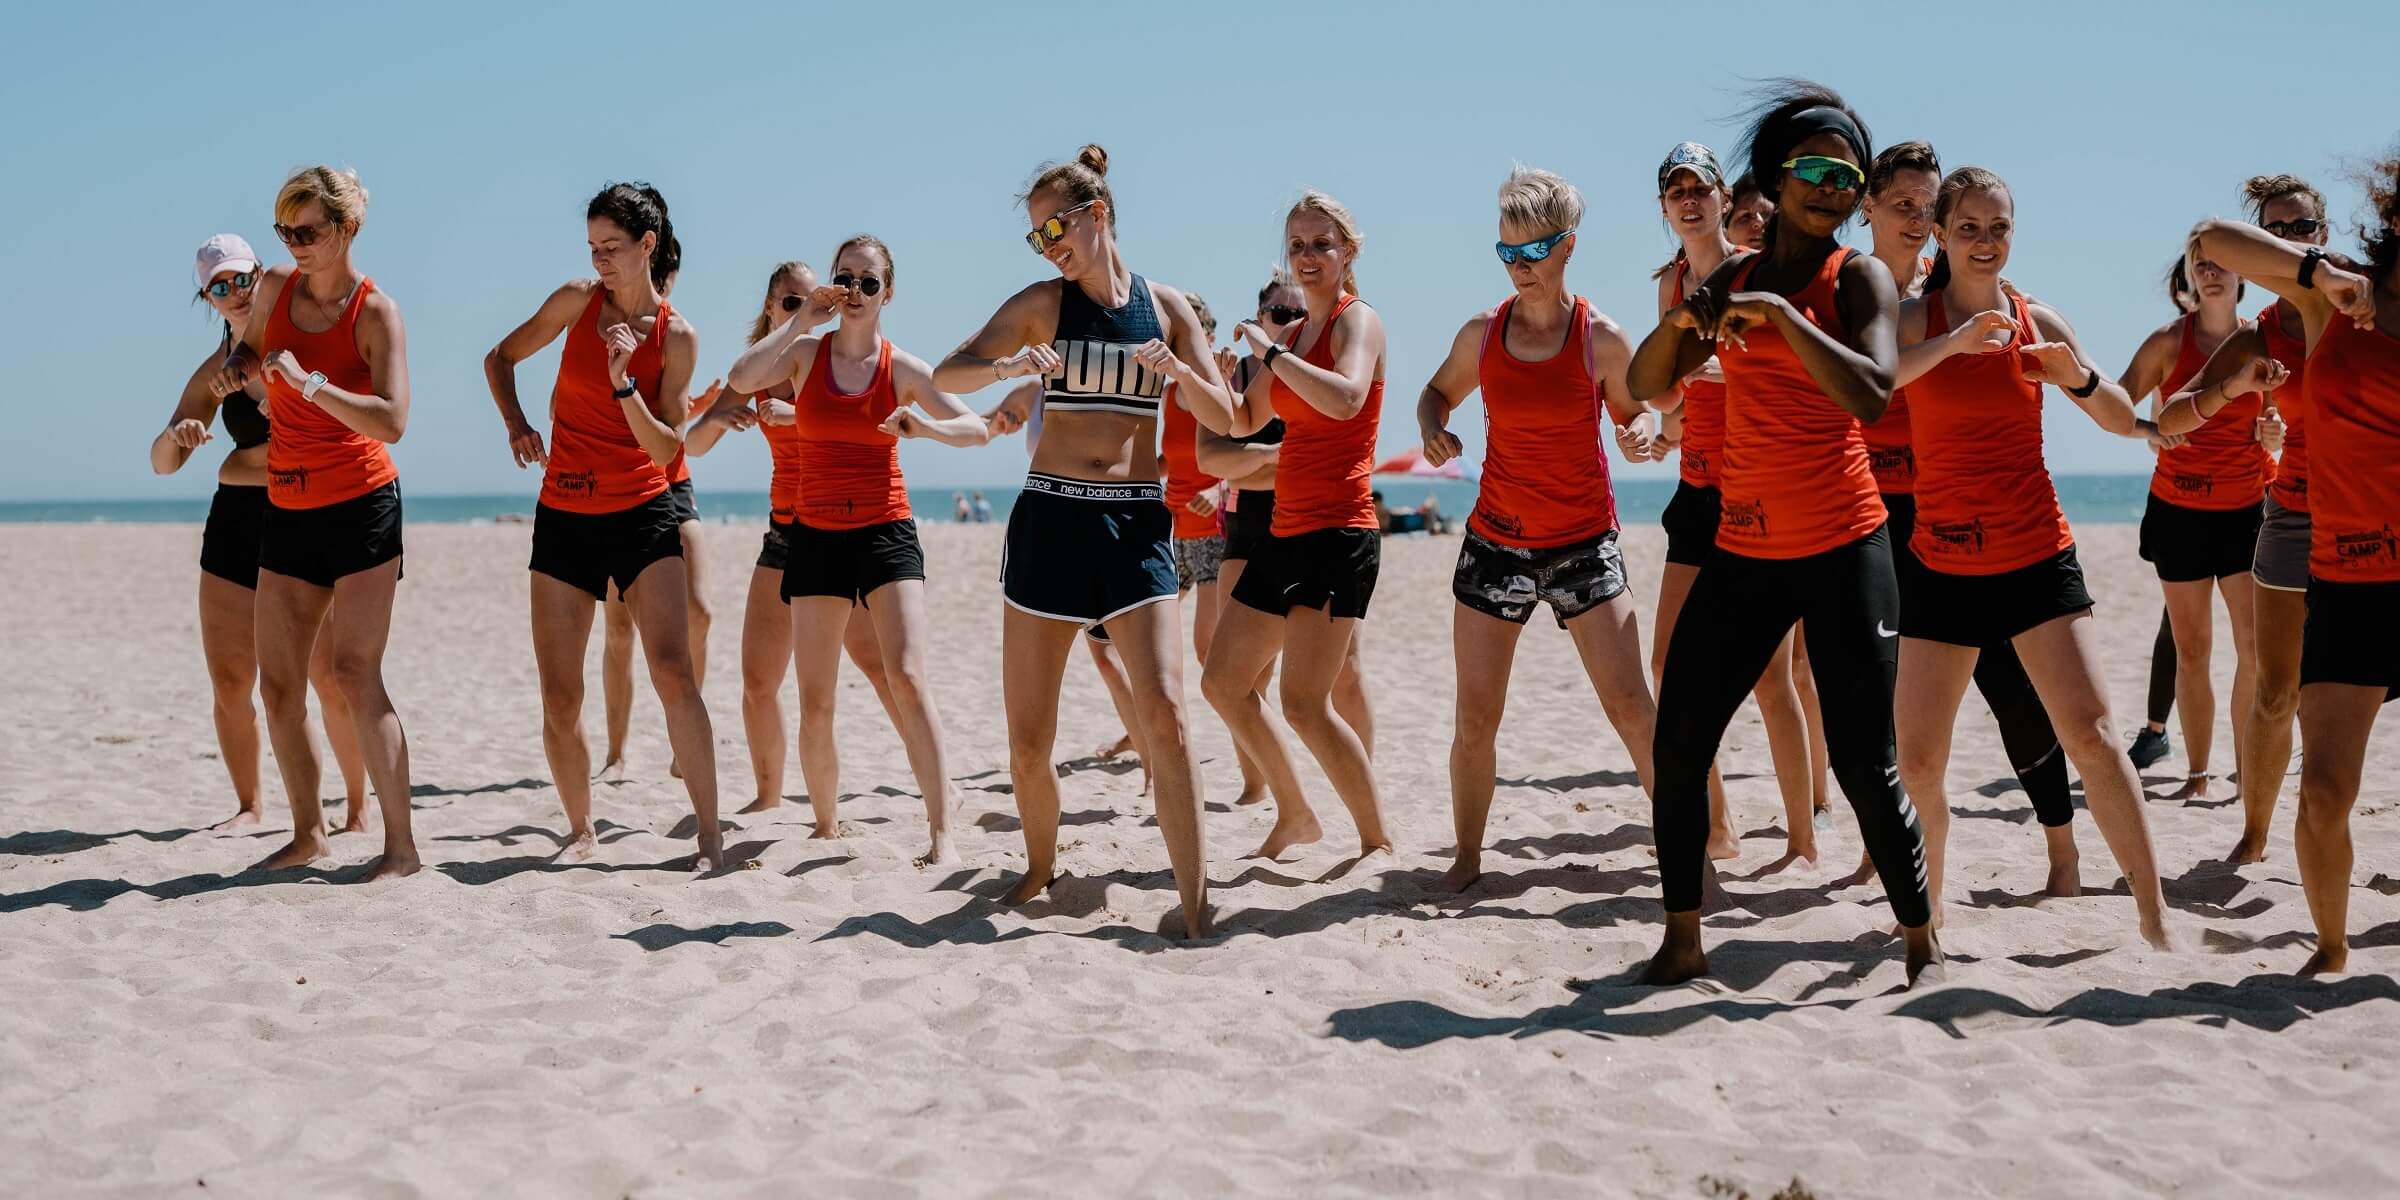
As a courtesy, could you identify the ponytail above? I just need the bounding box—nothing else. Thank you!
[1922,248,1950,293]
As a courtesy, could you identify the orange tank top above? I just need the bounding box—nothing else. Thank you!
[262,274,398,509]
[1672,255,1726,489]
[1469,294,1616,547]
[2149,315,2272,511]
[1907,289,2073,574]
[1270,294,1382,536]
[540,289,673,513]
[792,337,909,530]
[1859,257,1935,495]
[754,386,803,524]
[1160,382,1221,539]
[2303,314,2400,582]
[1715,248,1886,558]
[2258,301,2310,513]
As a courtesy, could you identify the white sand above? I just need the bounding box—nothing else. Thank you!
[3,520,2397,1198]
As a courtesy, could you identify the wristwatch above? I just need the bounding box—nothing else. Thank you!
[2067,366,2101,398]
[2299,248,2327,289]
[300,370,329,400]
[613,381,638,399]
[1262,345,1288,369]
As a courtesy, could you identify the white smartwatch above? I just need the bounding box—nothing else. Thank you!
[300,370,329,401]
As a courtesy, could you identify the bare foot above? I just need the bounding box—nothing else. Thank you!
[1094,734,1133,760]
[210,808,263,833]
[1168,902,1215,939]
[809,822,845,841]
[1750,848,1818,878]
[1251,809,1324,860]
[917,830,959,869]
[2298,943,2349,977]
[2139,916,2174,952]
[692,836,724,873]
[669,757,684,781]
[1903,927,1946,988]
[361,852,421,881]
[256,832,330,870]
[1638,920,1710,986]
[1435,857,1483,894]
[2224,831,2268,865]
[334,806,371,836]
[597,758,628,784]
[1233,783,1268,807]
[2174,773,2212,801]
[736,796,782,815]
[1833,852,1877,890]
[1002,869,1058,906]
[1706,830,1742,861]
[556,829,598,863]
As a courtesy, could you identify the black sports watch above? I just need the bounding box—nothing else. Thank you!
[2067,366,2101,398]
[613,381,638,399]
[2299,248,2327,289]
[1262,344,1288,369]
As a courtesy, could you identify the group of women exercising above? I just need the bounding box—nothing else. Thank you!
[152,80,2400,984]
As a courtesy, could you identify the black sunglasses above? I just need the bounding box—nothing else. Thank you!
[1261,303,1305,324]
[203,272,257,299]
[274,220,333,247]
[2263,217,2323,239]
[832,273,884,297]
[779,294,805,312]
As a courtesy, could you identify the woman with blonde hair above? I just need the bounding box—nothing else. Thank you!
[1417,166,1658,890]
[1199,190,1394,863]
[227,165,419,879]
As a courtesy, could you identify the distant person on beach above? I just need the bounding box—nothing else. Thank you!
[1414,165,1662,892]
[1201,191,1395,863]
[225,165,419,879]
[1889,164,2168,946]
[728,233,989,865]
[935,143,1228,936]
[481,181,721,871]
[2119,250,2273,801]
[686,260,906,818]
[151,232,369,836]
[953,492,971,522]
[2154,175,2327,864]
[2188,150,2398,975]
[1627,81,1938,986]
[971,491,993,523]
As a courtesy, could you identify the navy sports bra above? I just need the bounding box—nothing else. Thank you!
[1044,273,1168,418]
[219,326,270,450]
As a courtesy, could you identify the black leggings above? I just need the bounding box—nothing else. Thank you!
[2145,607,2176,727]
[1651,527,1931,925]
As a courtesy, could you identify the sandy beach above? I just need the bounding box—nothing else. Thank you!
[3,518,2397,1198]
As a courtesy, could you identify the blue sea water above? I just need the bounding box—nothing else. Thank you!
[0,476,2161,527]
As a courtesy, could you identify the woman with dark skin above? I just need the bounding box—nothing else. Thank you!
[2156,175,2325,864]
[934,144,1230,937]
[2188,154,2394,975]
[1627,82,1937,986]
[153,234,369,835]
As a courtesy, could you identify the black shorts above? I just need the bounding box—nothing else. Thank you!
[2301,578,2400,700]
[1453,528,1629,627]
[1223,489,1277,562]
[200,483,268,589]
[1882,490,1919,549]
[260,482,404,589]
[1001,474,1178,628]
[756,521,792,572]
[2140,493,2265,583]
[668,478,700,524]
[1897,544,2095,647]
[782,518,925,604]
[530,490,684,601]
[1661,481,1721,568]
[1231,526,1380,619]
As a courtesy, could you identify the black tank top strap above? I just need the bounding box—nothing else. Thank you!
[216,325,270,449]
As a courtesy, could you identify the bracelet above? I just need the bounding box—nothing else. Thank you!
[1262,345,1287,369]
[2299,248,2326,289]
[613,381,637,400]
[300,371,328,400]
[2067,366,2101,399]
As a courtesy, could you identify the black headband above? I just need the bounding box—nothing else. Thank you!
[1782,106,1867,165]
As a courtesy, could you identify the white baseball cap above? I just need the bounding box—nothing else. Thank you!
[193,233,259,290]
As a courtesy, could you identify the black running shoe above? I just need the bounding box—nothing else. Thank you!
[2128,727,2171,770]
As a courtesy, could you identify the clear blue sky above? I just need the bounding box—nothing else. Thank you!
[14,0,2395,501]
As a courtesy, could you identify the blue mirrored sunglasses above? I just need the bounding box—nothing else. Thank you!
[1495,229,1574,265]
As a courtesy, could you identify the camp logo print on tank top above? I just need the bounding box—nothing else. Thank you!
[1045,274,1167,417]
[541,289,672,513]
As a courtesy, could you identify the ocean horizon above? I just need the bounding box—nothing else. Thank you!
[1,474,2163,527]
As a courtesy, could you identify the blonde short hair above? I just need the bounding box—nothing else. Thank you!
[275,165,369,229]
[1498,166,1582,238]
